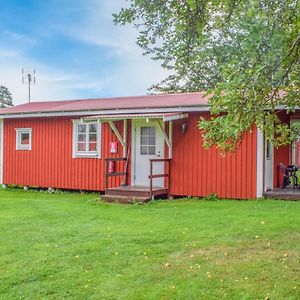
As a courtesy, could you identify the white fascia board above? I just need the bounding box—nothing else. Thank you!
[0,106,211,119]
[256,129,264,198]
[163,113,189,122]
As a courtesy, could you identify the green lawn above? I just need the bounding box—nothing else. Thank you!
[0,189,299,300]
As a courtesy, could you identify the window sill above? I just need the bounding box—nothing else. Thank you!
[73,152,101,159]
[16,148,31,151]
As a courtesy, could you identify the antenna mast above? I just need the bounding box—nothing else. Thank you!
[22,68,36,103]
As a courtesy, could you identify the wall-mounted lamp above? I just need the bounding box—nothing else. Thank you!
[181,123,188,134]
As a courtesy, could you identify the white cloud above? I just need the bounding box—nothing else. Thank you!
[0,0,170,105]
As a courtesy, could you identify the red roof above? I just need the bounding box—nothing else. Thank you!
[0,92,210,115]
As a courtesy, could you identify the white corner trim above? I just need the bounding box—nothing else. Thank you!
[15,128,32,151]
[168,120,173,159]
[72,119,102,159]
[0,119,3,184]
[256,129,264,198]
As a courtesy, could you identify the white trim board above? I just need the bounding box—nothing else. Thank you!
[0,106,210,119]
[15,128,32,151]
[0,119,4,184]
[72,120,102,159]
[256,129,264,198]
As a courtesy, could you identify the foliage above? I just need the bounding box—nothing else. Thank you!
[291,121,300,137]
[0,189,300,299]
[114,0,300,151]
[0,86,13,108]
[204,193,219,201]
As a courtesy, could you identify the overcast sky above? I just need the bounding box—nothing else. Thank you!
[0,0,168,105]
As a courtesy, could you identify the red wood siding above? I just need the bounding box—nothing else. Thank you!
[3,113,257,199]
[3,117,128,191]
[170,113,257,199]
[295,141,300,165]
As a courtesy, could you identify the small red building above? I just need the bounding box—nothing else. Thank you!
[0,92,299,200]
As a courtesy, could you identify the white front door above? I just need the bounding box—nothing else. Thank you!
[132,120,165,187]
[264,138,274,191]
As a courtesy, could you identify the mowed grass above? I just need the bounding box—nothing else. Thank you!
[0,189,299,300]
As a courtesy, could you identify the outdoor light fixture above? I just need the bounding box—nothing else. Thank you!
[181,123,188,134]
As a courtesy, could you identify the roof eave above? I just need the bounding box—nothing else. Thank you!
[0,105,211,119]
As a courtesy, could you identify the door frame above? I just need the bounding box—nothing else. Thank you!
[264,137,274,191]
[131,119,165,186]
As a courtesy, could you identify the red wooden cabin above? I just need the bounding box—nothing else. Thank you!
[0,92,299,200]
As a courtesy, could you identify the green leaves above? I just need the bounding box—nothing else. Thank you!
[114,0,300,151]
[0,86,13,108]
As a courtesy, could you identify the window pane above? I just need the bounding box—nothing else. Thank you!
[77,142,86,152]
[89,142,97,152]
[141,127,149,136]
[89,133,97,142]
[149,136,155,145]
[148,146,155,155]
[141,136,148,146]
[149,127,156,136]
[78,124,86,134]
[89,124,97,133]
[78,134,86,142]
[140,146,147,155]
[21,133,30,145]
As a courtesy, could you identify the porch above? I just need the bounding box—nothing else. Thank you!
[82,112,183,203]
[102,186,169,203]
[101,157,172,204]
[263,187,300,201]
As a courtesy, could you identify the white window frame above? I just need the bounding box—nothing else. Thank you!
[140,126,156,155]
[72,120,101,158]
[16,128,32,151]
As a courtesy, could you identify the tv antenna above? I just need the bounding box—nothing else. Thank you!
[22,68,36,102]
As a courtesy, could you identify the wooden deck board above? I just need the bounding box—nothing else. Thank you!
[103,185,169,204]
[107,185,166,192]
[263,188,300,200]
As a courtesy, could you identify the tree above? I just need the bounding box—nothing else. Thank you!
[0,86,13,108]
[114,0,300,151]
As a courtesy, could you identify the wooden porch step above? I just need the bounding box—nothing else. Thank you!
[103,185,169,204]
[263,188,300,201]
[101,194,150,204]
[106,186,168,198]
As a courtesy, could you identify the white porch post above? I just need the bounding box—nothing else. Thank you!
[123,119,127,157]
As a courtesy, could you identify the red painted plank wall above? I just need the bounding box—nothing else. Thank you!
[3,117,128,191]
[4,114,257,199]
[170,113,257,199]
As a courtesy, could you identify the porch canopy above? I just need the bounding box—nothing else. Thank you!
[81,112,188,123]
[81,112,188,157]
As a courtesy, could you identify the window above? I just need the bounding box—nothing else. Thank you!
[73,121,101,158]
[140,126,156,155]
[16,128,32,150]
